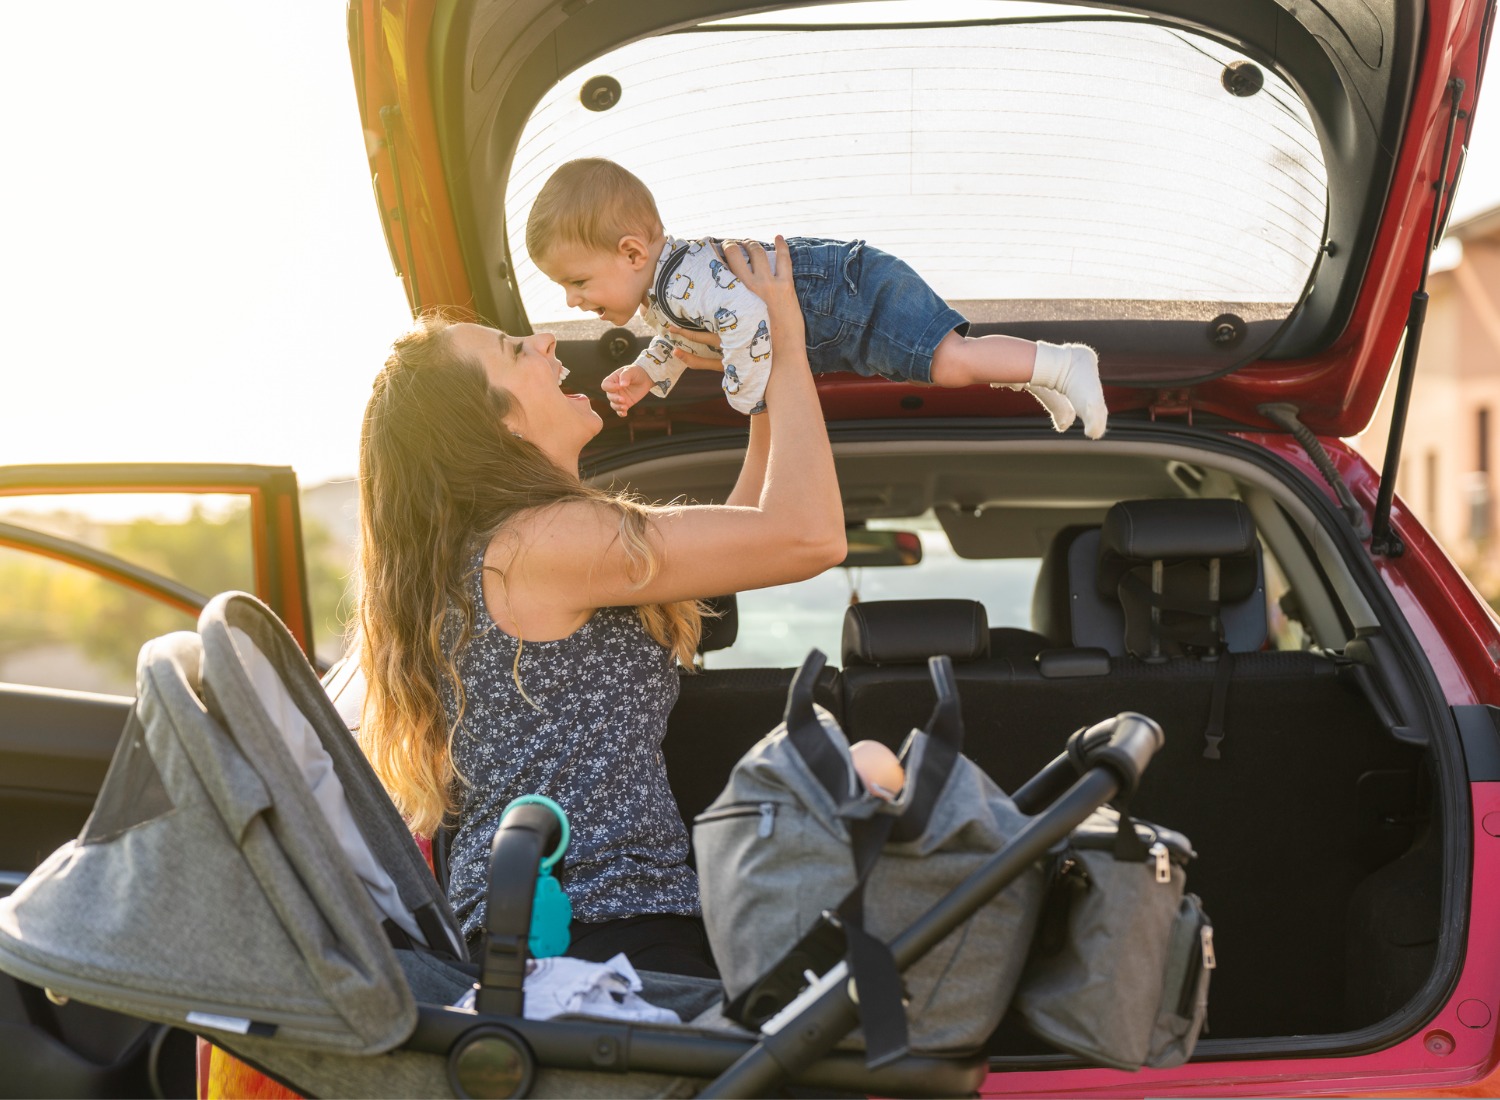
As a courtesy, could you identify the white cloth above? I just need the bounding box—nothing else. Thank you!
[454,953,681,1024]
[633,236,775,416]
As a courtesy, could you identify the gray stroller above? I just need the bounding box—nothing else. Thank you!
[0,593,1163,1098]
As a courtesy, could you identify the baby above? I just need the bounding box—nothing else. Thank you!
[525,158,1107,438]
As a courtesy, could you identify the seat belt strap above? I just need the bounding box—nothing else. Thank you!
[1203,651,1236,759]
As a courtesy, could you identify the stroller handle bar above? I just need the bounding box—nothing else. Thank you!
[477,803,566,1015]
[1011,710,1164,816]
[700,711,1165,1099]
[1071,710,1165,800]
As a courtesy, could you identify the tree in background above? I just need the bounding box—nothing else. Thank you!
[302,514,356,668]
[81,505,256,678]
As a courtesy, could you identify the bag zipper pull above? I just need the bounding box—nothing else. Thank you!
[1150,841,1171,883]
[758,802,777,838]
[1201,925,1217,970]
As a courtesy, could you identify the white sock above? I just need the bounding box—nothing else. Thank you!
[1029,342,1107,439]
[990,382,1076,432]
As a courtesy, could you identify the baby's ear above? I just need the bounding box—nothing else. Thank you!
[618,234,652,269]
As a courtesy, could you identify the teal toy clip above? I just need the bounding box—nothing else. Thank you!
[501,795,572,958]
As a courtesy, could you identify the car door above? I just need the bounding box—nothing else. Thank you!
[0,463,313,1099]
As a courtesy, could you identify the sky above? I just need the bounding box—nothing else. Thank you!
[4,2,1500,488]
[1,3,410,488]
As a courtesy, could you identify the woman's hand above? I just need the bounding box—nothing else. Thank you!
[720,237,801,335]
[671,237,800,370]
[667,326,725,372]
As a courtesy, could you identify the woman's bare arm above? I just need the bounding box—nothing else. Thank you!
[666,323,771,510]
[725,409,770,509]
[510,237,844,613]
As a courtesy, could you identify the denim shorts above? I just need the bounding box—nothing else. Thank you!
[787,237,970,383]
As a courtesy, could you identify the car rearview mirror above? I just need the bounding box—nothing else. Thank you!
[842,529,923,568]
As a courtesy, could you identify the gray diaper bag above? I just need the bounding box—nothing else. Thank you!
[694,651,1045,1065]
[1013,803,1215,1070]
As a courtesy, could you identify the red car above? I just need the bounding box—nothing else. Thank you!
[4,0,1499,1096]
[345,0,1500,1093]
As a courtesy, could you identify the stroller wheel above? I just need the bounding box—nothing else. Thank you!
[447,1023,536,1099]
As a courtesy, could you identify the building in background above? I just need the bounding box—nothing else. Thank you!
[1354,203,1500,604]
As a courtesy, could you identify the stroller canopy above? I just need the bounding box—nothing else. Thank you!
[0,592,462,1056]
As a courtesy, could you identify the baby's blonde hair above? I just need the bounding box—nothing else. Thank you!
[525,158,663,262]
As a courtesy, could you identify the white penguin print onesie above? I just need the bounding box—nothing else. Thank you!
[631,236,774,416]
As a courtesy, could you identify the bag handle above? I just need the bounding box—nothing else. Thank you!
[887,655,964,843]
[836,656,968,1064]
[783,649,853,803]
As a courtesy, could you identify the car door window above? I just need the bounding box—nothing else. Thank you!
[0,493,255,695]
[0,547,199,695]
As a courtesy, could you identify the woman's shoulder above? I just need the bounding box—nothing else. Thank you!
[492,497,650,555]
[483,497,654,627]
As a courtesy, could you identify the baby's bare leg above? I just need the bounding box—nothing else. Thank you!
[929,331,1035,387]
[929,331,1107,438]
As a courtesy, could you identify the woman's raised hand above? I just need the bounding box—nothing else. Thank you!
[670,236,800,369]
[720,236,800,328]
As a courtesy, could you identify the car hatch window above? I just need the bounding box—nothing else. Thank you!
[506,4,1327,345]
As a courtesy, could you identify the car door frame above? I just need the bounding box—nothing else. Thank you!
[0,463,315,655]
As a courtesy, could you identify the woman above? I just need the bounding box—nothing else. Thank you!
[355,238,844,976]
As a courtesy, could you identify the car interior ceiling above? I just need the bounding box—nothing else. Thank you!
[616,437,1444,1048]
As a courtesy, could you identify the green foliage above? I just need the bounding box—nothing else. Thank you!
[301,516,356,667]
[79,504,256,677]
[0,550,99,657]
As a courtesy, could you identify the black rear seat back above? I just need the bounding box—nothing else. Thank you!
[696,592,739,655]
[1070,499,1267,659]
[1000,501,1413,1040]
[840,599,1013,766]
[662,594,842,824]
[975,647,1415,1041]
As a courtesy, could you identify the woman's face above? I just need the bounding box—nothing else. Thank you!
[448,323,601,461]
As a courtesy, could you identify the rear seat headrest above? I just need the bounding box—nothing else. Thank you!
[1069,499,1266,658]
[698,594,738,653]
[842,599,989,667]
[1097,499,1259,601]
[1032,524,1096,647]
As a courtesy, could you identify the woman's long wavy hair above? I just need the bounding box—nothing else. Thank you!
[355,313,703,836]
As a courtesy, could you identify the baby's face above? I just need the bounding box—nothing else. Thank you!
[537,241,653,327]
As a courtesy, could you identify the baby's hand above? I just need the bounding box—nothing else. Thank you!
[601,365,655,417]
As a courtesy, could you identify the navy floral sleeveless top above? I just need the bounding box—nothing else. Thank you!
[442,548,699,942]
